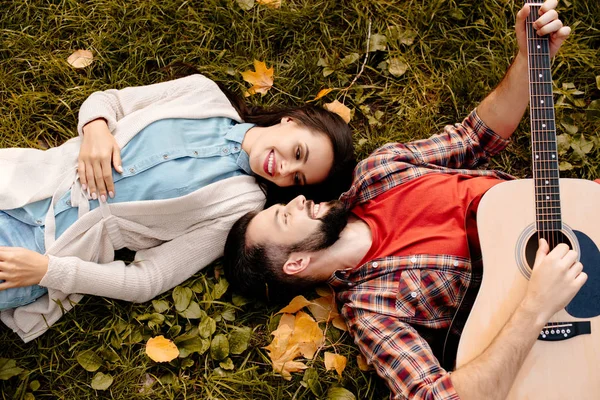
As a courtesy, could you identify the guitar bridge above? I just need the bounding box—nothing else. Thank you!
[538,321,591,341]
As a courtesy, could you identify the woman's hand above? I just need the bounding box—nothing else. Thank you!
[79,119,123,202]
[0,247,49,290]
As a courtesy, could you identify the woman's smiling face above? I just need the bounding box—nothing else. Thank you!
[246,118,334,187]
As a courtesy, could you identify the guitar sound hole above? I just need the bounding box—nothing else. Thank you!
[525,231,572,270]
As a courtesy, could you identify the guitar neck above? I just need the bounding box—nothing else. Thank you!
[526,1,562,235]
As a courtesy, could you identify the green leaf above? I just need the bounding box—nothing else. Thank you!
[369,34,387,51]
[91,372,114,391]
[173,286,193,312]
[559,161,574,171]
[596,76,600,90]
[198,316,217,339]
[30,380,40,391]
[178,301,203,319]
[177,336,209,358]
[560,116,578,134]
[236,0,254,10]
[180,358,195,369]
[220,306,236,322]
[303,368,323,397]
[24,394,35,400]
[136,313,166,328]
[219,357,235,370]
[327,386,356,400]
[557,134,571,155]
[341,53,360,67]
[167,325,182,337]
[76,350,103,372]
[213,279,229,300]
[152,300,170,313]
[232,294,250,307]
[174,327,200,343]
[210,334,230,361]
[388,57,408,77]
[449,8,466,20]
[0,359,24,380]
[229,326,252,355]
[317,58,329,67]
[587,99,600,121]
[190,281,204,294]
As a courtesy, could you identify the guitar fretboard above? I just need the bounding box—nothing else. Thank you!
[526,1,562,235]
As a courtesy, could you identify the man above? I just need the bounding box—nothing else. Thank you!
[224,2,589,399]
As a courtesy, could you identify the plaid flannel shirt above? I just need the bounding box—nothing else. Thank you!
[330,109,515,400]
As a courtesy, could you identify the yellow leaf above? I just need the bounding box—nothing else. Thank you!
[324,100,352,123]
[264,313,296,361]
[278,295,312,314]
[273,359,307,380]
[315,286,333,297]
[314,88,333,101]
[332,315,348,331]
[67,50,94,69]
[307,295,337,323]
[324,352,347,377]
[241,60,274,96]
[356,354,372,371]
[145,336,179,362]
[256,0,281,8]
[289,311,324,359]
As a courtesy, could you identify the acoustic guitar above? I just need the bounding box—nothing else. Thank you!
[448,2,600,399]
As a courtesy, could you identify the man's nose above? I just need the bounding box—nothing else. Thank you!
[287,195,306,211]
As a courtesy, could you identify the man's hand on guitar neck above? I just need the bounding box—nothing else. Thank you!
[477,0,571,140]
[451,239,586,400]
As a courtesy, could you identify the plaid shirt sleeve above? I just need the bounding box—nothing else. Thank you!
[345,308,460,400]
[382,109,509,170]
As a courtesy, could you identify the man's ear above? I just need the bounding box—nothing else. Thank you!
[283,253,311,276]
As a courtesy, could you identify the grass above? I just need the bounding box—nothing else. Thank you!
[1,0,598,399]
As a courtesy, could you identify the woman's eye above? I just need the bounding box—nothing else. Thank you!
[284,213,289,224]
[294,173,300,185]
[295,148,301,160]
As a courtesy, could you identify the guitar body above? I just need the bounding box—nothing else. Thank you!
[455,178,600,399]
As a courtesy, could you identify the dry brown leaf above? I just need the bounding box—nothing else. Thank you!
[67,50,94,69]
[278,295,312,314]
[289,311,324,360]
[324,100,352,123]
[145,335,179,362]
[315,286,333,297]
[332,315,348,331]
[307,295,337,323]
[256,0,281,8]
[356,354,372,371]
[314,88,333,101]
[241,60,274,96]
[324,352,347,377]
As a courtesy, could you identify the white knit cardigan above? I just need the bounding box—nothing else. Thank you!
[0,74,266,342]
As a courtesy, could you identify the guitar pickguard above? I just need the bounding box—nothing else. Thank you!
[566,230,600,318]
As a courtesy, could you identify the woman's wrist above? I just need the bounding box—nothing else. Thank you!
[82,118,108,135]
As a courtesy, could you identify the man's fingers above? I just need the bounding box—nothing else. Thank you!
[568,262,584,279]
[539,0,558,14]
[537,19,563,36]
[534,9,558,29]
[573,271,588,289]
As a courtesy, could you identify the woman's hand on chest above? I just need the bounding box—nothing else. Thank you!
[0,247,49,289]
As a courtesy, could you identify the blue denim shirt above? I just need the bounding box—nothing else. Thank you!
[6,117,254,239]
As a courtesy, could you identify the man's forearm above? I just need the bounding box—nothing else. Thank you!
[450,301,547,400]
[476,53,529,140]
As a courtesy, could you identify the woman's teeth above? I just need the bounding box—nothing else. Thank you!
[267,152,274,175]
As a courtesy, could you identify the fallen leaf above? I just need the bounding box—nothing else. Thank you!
[241,60,275,96]
[369,34,387,52]
[67,50,94,69]
[307,295,337,322]
[314,88,333,101]
[356,354,372,371]
[146,336,180,362]
[289,311,324,359]
[0,359,24,380]
[229,326,253,355]
[172,286,193,312]
[278,295,312,314]
[90,372,113,391]
[327,386,356,400]
[388,57,408,77]
[236,0,255,10]
[256,0,281,8]
[324,352,347,377]
[332,316,348,331]
[315,286,333,297]
[324,100,352,123]
[76,349,103,372]
[210,334,230,361]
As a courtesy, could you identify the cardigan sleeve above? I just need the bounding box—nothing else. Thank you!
[39,194,265,302]
[77,74,218,136]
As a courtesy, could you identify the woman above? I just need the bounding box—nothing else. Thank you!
[0,74,354,342]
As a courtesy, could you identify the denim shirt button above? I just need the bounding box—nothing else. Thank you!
[163,154,169,159]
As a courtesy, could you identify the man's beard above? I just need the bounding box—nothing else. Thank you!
[291,200,348,253]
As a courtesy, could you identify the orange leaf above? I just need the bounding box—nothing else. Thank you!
[324,352,347,377]
[315,286,333,297]
[277,295,312,314]
[241,60,274,96]
[289,311,324,360]
[356,354,372,371]
[324,100,352,123]
[332,315,348,331]
[145,336,179,362]
[307,295,337,323]
[314,88,333,101]
[67,50,94,69]
[256,0,281,8]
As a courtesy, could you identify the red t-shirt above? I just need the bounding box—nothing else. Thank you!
[352,174,503,265]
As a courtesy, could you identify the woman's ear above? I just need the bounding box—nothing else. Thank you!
[280,116,293,125]
[283,253,311,276]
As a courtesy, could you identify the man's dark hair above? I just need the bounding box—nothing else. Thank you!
[223,211,318,302]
